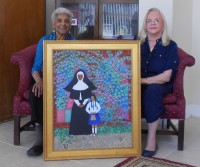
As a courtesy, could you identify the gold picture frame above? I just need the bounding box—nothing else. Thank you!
[43,40,141,160]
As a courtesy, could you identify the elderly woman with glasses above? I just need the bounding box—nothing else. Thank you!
[27,7,75,156]
[139,8,179,157]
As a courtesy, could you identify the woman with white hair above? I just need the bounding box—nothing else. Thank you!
[139,8,179,157]
[27,7,75,156]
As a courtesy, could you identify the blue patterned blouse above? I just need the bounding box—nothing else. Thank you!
[31,31,75,74]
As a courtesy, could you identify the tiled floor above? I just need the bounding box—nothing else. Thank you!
[0,116,200,167]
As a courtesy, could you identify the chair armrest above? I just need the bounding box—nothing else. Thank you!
[10,44,37,97]
[173,48,195,99]
[13,96,23,115]
[13,95,31,116]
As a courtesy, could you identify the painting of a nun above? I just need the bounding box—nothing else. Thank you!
[64,69,97,135]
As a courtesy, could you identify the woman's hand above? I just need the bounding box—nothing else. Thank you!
[32,80,43,97]
[141,78,148,85]
[32,71,43,97]
[79,104,84,108]
[141,69,172,85]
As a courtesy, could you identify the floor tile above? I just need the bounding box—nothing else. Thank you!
[165,147,200,167]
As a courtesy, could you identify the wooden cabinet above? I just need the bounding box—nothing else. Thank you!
[56,0,139,39]
[0,0,45,122]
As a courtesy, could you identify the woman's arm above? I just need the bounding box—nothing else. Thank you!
[83,99,89,105]
[74,99,80,106]
[141,69,172,85]
[31,36,46,97]
[85,103,91,114]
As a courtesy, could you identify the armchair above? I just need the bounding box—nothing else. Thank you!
[10,44,37,145]
[142,48,195,150]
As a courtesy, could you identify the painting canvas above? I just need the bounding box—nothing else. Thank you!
[43,40,141,160]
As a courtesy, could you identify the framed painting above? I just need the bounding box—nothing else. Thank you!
[43,40,141,160]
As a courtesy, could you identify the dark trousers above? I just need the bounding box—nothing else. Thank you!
[29,85,43,125]
[142,84,171,123]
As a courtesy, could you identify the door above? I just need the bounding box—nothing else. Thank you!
[0,0,45,122]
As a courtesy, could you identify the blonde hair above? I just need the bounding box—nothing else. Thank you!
[139,8,170,46]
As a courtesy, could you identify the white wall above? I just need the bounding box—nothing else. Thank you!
[173,0,200,117]
[172,0,193,52]
[191,0,200,103]
[189,0,200,117]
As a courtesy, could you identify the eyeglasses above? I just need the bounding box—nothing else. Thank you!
[146,19,160,25]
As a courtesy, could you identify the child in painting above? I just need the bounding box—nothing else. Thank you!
[86,94,101,136]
